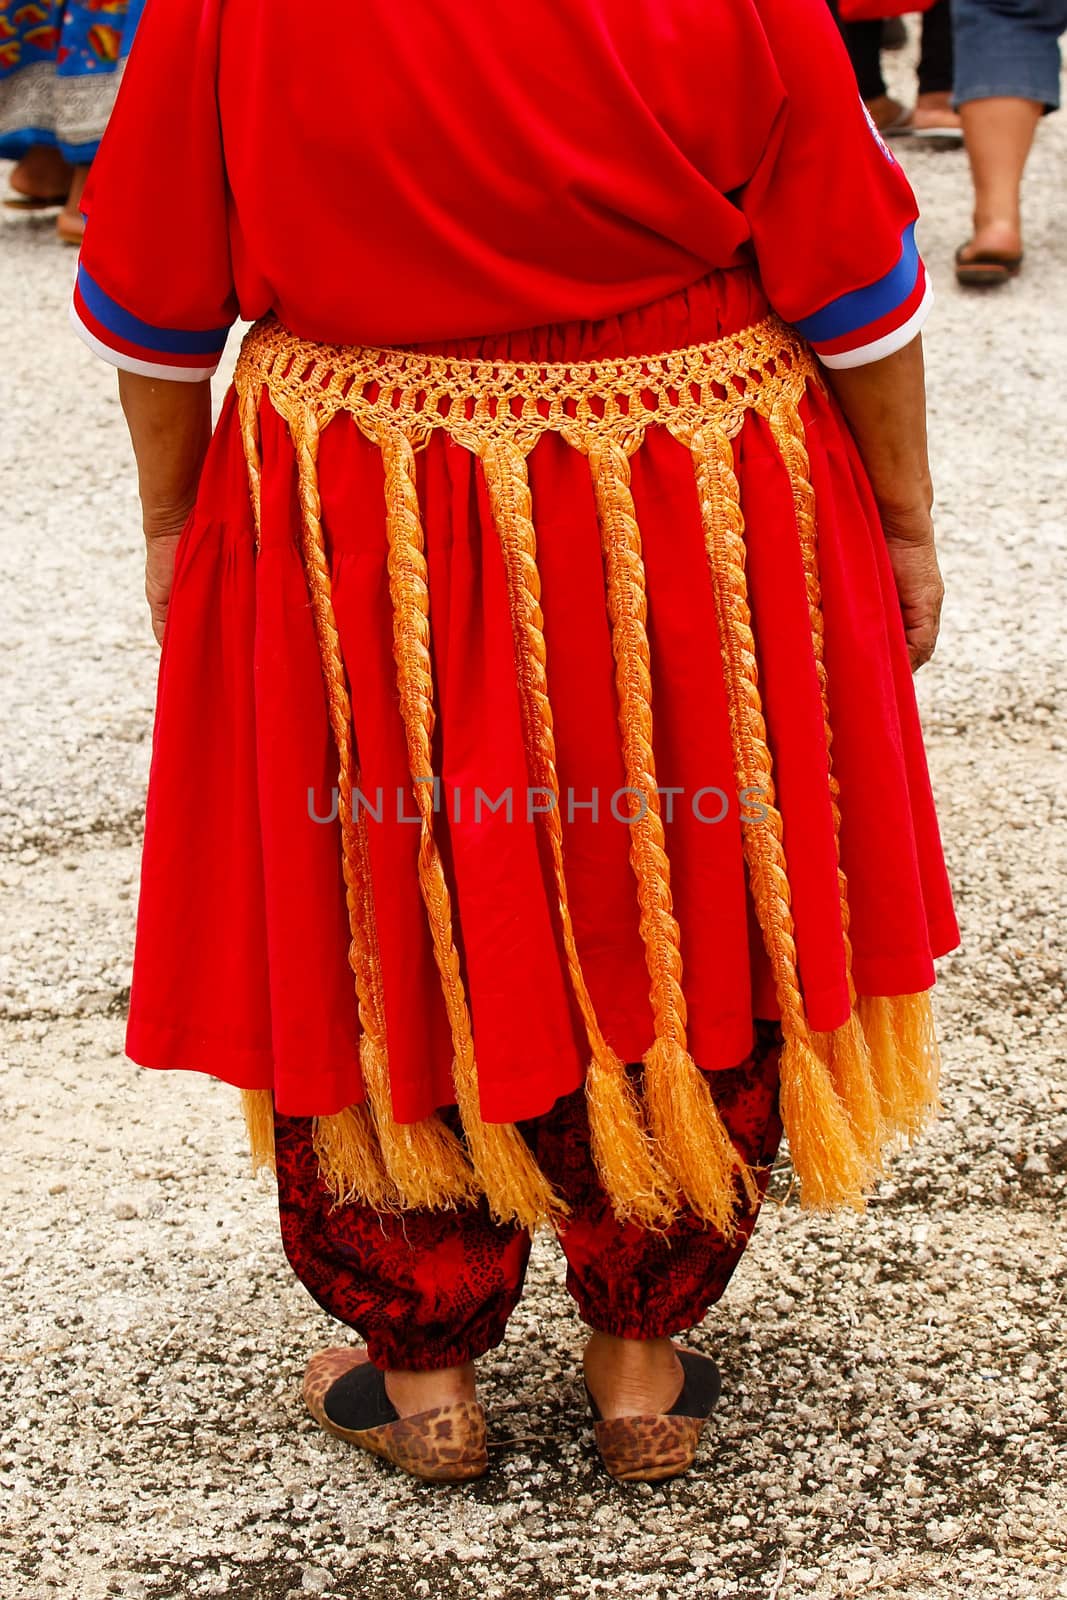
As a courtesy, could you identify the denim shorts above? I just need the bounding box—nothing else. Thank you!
[952,0,1067,108]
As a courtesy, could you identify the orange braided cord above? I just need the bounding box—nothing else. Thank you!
[378,427,564,1231]
[237,382,263,552]
[291,411,473,1211]
[769,399,883,1173]
[233,393,275,1183]
[588,437,754,1230]
[690,424,865,1209]
[768,399,856,997]
[588,440,688,1047]
[481,438,677,1227]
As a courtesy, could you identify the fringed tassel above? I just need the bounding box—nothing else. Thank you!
[583,1054,677,1228]
[290,412,474,1213]
[589,438,754,1234]
[820,1013,883,1179]
[856,994,909,1136]
[312,1080,398,1210]
[690,423,866,1210]
[777,1036,868,1211]
[377,427,564,1231]
[482,438,678,1228]
[769,398,884,1180]
[241,1088,276,1175]
[858,992,941,1142]
[889,990,942,1135]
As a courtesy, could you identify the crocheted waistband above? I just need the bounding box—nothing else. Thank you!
[234,311,814,460]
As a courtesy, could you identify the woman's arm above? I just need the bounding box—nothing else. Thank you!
[118,372,213,645]
[825,335,944,670]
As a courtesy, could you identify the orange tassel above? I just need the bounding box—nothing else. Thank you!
[590,436,753,1229]
[240,1089,276,1176]
[691,421,865,1210]
[379,426,565,1231]
[818,1012,884,1182]
[483,436,677,1228]
[312,1093,397,1212]
[290,410,476,1211]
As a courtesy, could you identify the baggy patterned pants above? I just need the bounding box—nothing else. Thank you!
[273,1023,784,1371]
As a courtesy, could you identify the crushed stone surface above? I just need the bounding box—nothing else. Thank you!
[2,41,1066,1600]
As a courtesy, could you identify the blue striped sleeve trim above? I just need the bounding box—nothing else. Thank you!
[76,263,232,357]
[793,224,920,346]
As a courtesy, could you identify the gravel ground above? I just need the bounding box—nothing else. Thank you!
[2,42,1066,1600]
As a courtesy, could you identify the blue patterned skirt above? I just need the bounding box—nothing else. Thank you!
[0,0,144,164]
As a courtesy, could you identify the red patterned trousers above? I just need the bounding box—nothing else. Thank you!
[273,1023,783,1370]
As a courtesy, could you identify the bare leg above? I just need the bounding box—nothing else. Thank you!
[583,1332,685,1420]
[914,0,959,130]
[57,163,91,244]
[384,1360,477,1418]
[958,97,1043,260]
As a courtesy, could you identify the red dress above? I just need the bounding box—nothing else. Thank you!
[72,0,957,1190]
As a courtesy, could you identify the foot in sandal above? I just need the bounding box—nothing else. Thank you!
[911,92,963,141]
[955,219,1024,286]
[583,1332,722,1482]
[303,1347,488,1482]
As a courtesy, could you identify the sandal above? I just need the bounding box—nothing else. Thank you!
[302,1347,489,1482]
[955,243,1024,287]
[3,191,70,211]
[586,1347,722,1482]
[909,123,964,145]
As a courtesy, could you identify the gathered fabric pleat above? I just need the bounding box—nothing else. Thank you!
[124,273,959,1229]
[126,395,275,1089]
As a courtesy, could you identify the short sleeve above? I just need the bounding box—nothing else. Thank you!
[70,0,237,381]
[739,0,932,369]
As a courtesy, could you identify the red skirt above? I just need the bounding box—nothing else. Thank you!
[125,268,958,1129]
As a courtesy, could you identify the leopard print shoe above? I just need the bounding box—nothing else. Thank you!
[587,1348,722,1483]
[303,1347,489,1482]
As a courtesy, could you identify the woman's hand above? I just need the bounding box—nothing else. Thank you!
[118,371,213,646]
[880,505,944,671]
[825,336,943,672]
[143,515,189,646]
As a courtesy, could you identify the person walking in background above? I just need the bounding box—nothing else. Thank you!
[953,0,1067,283]
[0,0,144,244]
[71,0,956,1487]
[830,0,963,136]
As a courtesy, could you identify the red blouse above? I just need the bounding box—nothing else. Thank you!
[72,0,930,377]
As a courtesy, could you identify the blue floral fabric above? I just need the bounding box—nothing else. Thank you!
[0,0,145,163]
